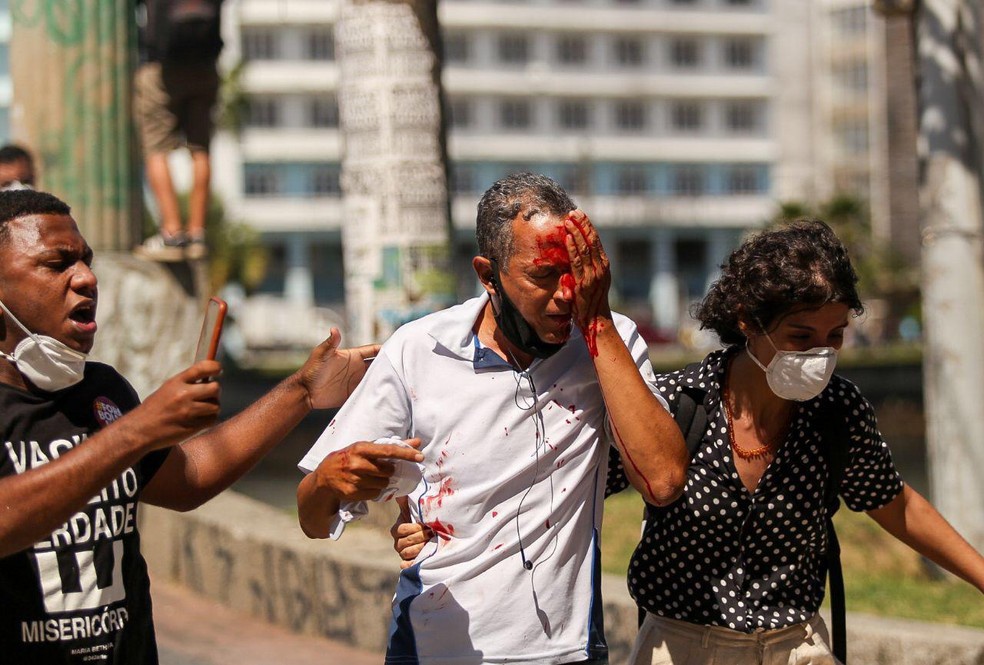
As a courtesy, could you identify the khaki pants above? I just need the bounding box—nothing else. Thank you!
[628,613,841,665]
[134,61,219,155]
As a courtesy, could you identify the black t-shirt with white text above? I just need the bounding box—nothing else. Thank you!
[0,362,169,664]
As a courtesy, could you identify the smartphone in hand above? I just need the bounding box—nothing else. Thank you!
[194,297,228,363]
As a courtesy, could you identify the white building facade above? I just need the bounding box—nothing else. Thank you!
[213,0,825,340]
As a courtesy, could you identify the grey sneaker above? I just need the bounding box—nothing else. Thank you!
[185,232,208,260]
[134,232,187,262]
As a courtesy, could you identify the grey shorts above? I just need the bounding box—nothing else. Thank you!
[134,61,219,155]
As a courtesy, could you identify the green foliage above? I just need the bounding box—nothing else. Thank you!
[601,489,983,628]
[217,60,249,135]
[143,193,269,294]
[199,195,268,294]
[771,194,921,339]
[207,223,269,296]
[832,508,984,627]
[400,244,457,304]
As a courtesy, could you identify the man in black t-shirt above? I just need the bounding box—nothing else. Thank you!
[0,190,414,664]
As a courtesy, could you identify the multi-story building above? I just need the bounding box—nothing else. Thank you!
[212,0,824,341]
[814,0,890,235]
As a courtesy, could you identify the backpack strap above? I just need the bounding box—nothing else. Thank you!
[677,383,709,459]
[639,363,708,627]
[816,401,852,663]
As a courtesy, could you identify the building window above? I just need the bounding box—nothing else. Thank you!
[670,38,701,68]
[500,100,532,129]
[832,6,868,37]
[616,166,648,194]
[498,33,529,64]
[557,35,588,65]
[308,97,339,128]
[723,38,756,69]
[672,166,704,196]
[837,120,869,154]
[242,29,277,61]
[444,32,470,64]
[727,166,760,194]
[451,164,476,194]
[244,167,279,196]
[725,101,759,133]
[246,98,280,128]
[311,165,341,196]
[558,100,590,130]
[670,101,703,131]
[306,29,334,61]
[556,164,590,195]
[835,61,869,92]
[614,101,646,131]
[614,37,644,67]
[448,99,472,129]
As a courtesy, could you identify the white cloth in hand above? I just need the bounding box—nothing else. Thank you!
[329,436,423,540]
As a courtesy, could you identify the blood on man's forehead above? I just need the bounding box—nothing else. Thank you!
[531,224,572,268]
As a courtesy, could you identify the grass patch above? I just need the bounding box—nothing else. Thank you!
[600,489,983,628]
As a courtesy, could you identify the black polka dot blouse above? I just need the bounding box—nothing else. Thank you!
[607,348,905,631]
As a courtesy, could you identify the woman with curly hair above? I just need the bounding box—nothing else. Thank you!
[393,219,984,663]
[617,218,984,664]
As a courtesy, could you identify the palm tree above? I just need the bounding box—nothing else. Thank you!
[335,0,454,344]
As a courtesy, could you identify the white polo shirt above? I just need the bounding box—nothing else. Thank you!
[299,294,662,665]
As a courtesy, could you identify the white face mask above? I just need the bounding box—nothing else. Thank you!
[0,180,33,192]
[746,331,837,402]
[0,299,87,392]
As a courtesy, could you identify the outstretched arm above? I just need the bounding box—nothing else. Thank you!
[0,362,221,557]
[867,483,984,593]
[564,211,688,506]
[142,329,379,511]
[297,439,423,539]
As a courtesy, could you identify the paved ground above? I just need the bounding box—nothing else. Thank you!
[154,578,382,665]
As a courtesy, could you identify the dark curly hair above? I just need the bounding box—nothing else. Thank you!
[693,218,864,345]
[475,172,575,264]
[0,190,71,246]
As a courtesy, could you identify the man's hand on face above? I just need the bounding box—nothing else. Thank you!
[564,210,612,331]
[297,328,381,410]
[313,439,423,502]
[118,360,222,451]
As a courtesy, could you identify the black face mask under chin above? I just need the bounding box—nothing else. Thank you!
[489,259,567,360]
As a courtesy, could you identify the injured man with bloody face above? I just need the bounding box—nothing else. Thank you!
[296,172,690,665]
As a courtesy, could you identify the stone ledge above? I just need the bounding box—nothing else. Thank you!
[140,491,984,664]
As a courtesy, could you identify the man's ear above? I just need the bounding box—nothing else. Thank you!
[472,256,496,294]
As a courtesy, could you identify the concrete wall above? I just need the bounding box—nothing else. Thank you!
[140,491,984,664]
[89,253,208,399]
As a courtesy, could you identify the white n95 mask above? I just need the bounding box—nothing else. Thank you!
[746,332,837,402]
[0,180,33,192]
[0,299,87,392]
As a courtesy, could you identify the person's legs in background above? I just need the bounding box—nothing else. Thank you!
[145,150,184,242]
[181,63,219,260]
[134,62,186,261]
[134,61,218,261]
[185,149,211,260]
